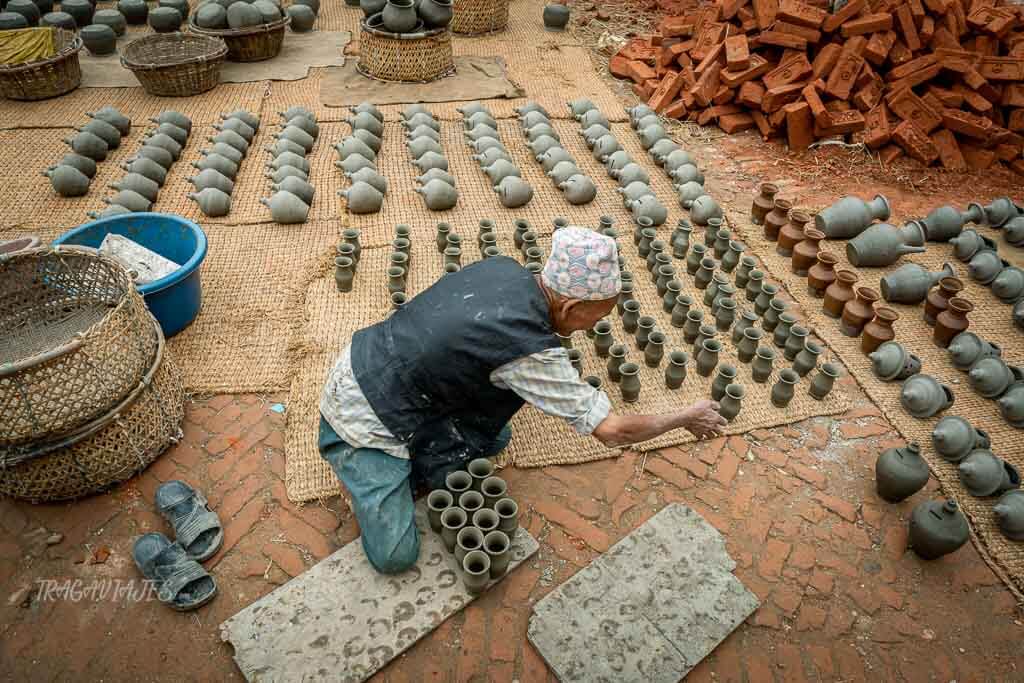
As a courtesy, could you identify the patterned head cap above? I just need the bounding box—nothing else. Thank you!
[541,226,622,301]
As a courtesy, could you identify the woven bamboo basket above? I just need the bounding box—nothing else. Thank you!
[358,20,454,83]
[0,327,185,502]
[449,0,508,35]
[0,247,160,449]
[0,28,82,101]
[121,32,228,97]
[188,14,289,63]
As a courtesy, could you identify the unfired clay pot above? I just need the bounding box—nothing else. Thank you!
[901,374,954,418]
[881,262,955,305]
[992,266,1024,304]
[994,490,1024,540]
[909,500,968,560]
[823,269,858,318]
[950,229,997,262]
[861,307,899,354]
[776,210,810,257]
[875,442,929,502]
[933,297,972,349]
[968,250,1006,284]
[968,356,1022,398]
[948,331,1001,371]
[932,415,990,463]
[808,362,840,400]
[958,449,1021,497]
[998,382,1024,428]
[839,286,879,337]
[815,194,891,239]
[846,222,926,267]
[751,182,778,225]
[763,198,791,241]
[869,341,921,381]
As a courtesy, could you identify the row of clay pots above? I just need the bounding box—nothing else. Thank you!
[946,331,1024,427]
[511,100,594,205]
[459,102,533,208]
[49,107,131,199]
[398,106,457,211]
[751,184,832,276]
[386,224,412,309]
[335,102,386,214]
[260,107,317,223]
[334,227,362,293]
[180,110,257,217]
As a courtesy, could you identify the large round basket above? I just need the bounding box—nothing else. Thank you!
[450,0,508,35]
[188,14,289,63]
[0,247,160,449]
[121,32,228,97]
[0,28,82,101]
[358,21,454,83]
[0,327,185,503]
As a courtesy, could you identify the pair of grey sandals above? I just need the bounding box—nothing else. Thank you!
[132,480,224,611]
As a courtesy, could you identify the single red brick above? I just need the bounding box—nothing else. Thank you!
[609,54,632,79]
[757,30,808,50]
[776,0,827,28]
[738,80,766,108]
[825,49,862,100]
[752,0,778,29]
[774,20,822,44]
[648,71,688,113]
[663,99,688,119]
[1004,84,1024,108]
[661,15,692,37]
[822,0,864,32]
[724,34,750,71]
[887,88,943,133]
[627,59,657,84]
[207,496,265,568]
[690,62,721,107]
[840,12,893,37]
[218,474,265,522]
[772,585,803,615]
[931,128,968,170]
[763,53,813,90]
[810,42,841,80]
[751,110,775,137]
[864,30,896,66]
[712,451,741,486]
[814,493,859,522]
[942,109,995,139]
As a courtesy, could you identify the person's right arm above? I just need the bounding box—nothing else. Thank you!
[590,400,726,447]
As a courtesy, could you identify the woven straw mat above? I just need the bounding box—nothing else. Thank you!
[284,119,851,503]
[727,203,1024,598]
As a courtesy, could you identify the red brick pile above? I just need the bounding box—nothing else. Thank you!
[609,0,1024,173]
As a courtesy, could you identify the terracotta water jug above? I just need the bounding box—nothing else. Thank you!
[924,277,963,325]
[950,229,997,262]
[959,449,1021,497]
[840,286,878,337]
[881,262,955,305]
[931,416,990,463]
[815,194,891,239]
[806,251,837,298]
[869,341,921,381]
[900,374,954,418]
[846,222,926,267]
[777,209,811,257]
[994,490,1024,540]
[789,228,823,276]
[762,198,791,241]
[875,443,929,502]
[909,500,968,560]
[933,297,972,348]
[751,182,778,225]
[861,307,899,354]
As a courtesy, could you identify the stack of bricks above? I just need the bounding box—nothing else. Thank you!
[609,0,1024,174]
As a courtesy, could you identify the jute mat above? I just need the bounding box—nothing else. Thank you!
[283,117,851,502]
[727,202,1024,598]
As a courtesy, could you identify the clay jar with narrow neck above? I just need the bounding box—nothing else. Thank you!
[909,500,968,560]
[934,297,973,348]
[751,182,778,225]
[807,251,838,298]
[924,277,963,326]
[875,443,929,502]
[840,286,879,337]
[777,210,811,257]
[763,198,791,242]
[823,270,858,319]
[861,307,899,354]
[790,228,824,276]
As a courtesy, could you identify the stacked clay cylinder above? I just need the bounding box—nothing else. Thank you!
[386,224,410,309]
[460,101,532,209]
[180,110,257,217]
[514,99,594,206]
[402,105,457,211]
[334,225,362,295]
[259,106,317,224]
[335,101,386,215]
[428,458,519,595]
[192,0,317,33]
[49,107,131,200]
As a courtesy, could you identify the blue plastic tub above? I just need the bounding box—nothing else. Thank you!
[53,213,208,338]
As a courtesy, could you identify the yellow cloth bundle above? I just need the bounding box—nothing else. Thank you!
[0,27,57,66]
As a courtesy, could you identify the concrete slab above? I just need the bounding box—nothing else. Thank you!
[527,503,759,682]
[220,501,539,683]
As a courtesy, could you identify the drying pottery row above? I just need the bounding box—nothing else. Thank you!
[459,102,532,208]
[623,102,699,224]
[261,107,317,223]
[385,223,413,308]
[510,100,593,205]
[49,107,131,198]
[334,226,363,293]
[752,187,832,278]
[183,110,258,217]
[944,331,1024,428]
[429,459,518,594]
[335,101,386,215]
[398,106,456,211]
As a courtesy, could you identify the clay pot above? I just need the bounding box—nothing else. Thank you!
[959,450,1021,497]
[681,309,703,343]
[43,166,90,197]
[846,222,926,267]
[195,3,227,28]
[982,197,1020,227]
[999,383,1024,428]
[59,153,97,179]
[875,443,929,502]
[920,205,971,242]
[752,346,776,383]
[696,339,721,377]
[462,550,490,595]
[802,251,836,299]
[948,331,1001,371]
[754,282,778,317]
[416,179,458,211]
[717,384,743,422]
[619,363,641,403]
[187,169,232,196]
[992,266,1024,304]
[42,11,77,30]
[191,153,236,181]
[64,131,108,161]
[439,506,466,553]
[823,269,858,318]
[762,198,791,241]
[548,161,581,185]
[777,209,811,257]
[694,258,716,290]
[147,133,183,160]
[814,194,891,239]
[712,228,732,260]
[495,498,519,535]
[737,327,762,364]
[659,350,687,390]
[933,297,972,349]
[426,489,452,532]
[204,143,242,166]
[495,177,533,208]
[149,6,182,31]
[909,500,968,560]
[0,11,29,28]
[704,271,729,306]
[419,0,452,27]
[92,8,126,35]
[605,343,627,383]
[860,307,899,354]
[967,249,1006,284]
[644,331,666,367]
[261,191,310,224]
[950,229,997,262]
[483,530,510,579]
[1014,301,1024,332]
[994,490,1024,540]
[715,298,736,332]
[104,190,150,212]
[880,262,955,305]
[788,228,823,276]
[721,241,745,274]
[969,357,1022,398]
[676,181,704,209]
[387,266,406,297]
[685,243,707,276]
[924,277,964,326]
[622,300,641,334]
[869,341,921,381]
[711,365,737,402]
[690,195,722,226]
[87,206,131,220]
[763,297,786,333]
[593,320,613,358]
[732,309,758,344]
[900,374,954,418]
[783,325,808,362]
[63,0,95,27]
[636,316,656,351]
[809,362,840,400]
[561,175,598,206]
[793,339,823,377]
[772,312,796,348]
[735,256,757,290]
[268,165,309,185]
[670,294,693,328]
[751,182,778,225]
[839,286,879,337]
[932,416,990,463]
[663,280,682,314]
[771,369,799,407]
[627,194,667,225]
[1004,217,1024,247]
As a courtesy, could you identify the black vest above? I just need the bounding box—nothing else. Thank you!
[351,256,560,466]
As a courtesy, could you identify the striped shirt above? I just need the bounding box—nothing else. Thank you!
[320,344,610,460]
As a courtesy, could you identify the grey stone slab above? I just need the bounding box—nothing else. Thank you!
[220,501,538,683]
[527,503,759,683]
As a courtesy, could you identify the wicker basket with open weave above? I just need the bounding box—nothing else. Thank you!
[121,32,228,97]
[0,28,82,101]
[0,247,160,449]
[449,0,509,35]
[188,14,290,63]
[358,20,454,83]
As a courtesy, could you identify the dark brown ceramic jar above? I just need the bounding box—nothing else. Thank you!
[791,227,825,276]
[763,198,792,242]
[777,209,811,257]
[807,251,838,298]
[823,269,858,318]
[751,182,778,225]
[934,296,973,348]
[861,307,899,354]
[840,286,879,337]
[924,276,964,326]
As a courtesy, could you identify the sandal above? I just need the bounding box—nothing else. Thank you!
[155,480,224,562]
[132,533,218,611]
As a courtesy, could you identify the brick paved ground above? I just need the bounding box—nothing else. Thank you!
[2,383,1021,681]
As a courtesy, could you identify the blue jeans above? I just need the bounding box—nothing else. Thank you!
[318,416,511,574]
